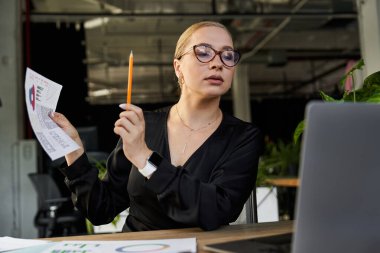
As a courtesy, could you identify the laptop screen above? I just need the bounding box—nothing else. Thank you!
[292,102,380,253]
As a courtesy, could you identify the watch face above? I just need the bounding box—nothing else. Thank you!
[141,162,156,177]
[149,152,163,167]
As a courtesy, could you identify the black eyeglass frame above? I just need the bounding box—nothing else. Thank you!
[177,44,241,67]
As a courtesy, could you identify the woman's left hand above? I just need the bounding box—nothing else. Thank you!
[114,103,151,169]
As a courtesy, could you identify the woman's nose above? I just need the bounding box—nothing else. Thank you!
[209,55,223,70]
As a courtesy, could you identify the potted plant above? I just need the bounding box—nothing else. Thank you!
[293,60,380,143]
[257,138,301,187]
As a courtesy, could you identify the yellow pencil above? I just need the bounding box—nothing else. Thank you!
[127,50,133,104]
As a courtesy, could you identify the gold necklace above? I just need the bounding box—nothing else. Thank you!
[175,104,219,153]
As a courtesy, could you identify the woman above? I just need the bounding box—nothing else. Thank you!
[52,21,263,231]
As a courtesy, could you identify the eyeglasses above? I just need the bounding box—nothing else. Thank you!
[178,44,241,67]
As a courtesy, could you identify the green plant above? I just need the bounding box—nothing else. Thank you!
[293,60,380,143]
[85,157,120,234]
[257,138,301,186]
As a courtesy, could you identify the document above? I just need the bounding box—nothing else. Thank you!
[42,238,196,253]
[0,236,50,252]
[24,68,80,160]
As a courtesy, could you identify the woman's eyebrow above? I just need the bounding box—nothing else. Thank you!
[222,46,234,50]
[197,42,212,47]
[197,43,234,50]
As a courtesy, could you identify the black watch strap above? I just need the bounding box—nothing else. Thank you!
[148,151,163,167]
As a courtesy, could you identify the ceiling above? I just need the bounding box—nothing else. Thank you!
[27,0,360,105]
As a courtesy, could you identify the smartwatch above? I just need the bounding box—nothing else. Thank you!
[139,151,163,178]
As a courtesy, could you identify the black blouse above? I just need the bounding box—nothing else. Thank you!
[60,106,263,231]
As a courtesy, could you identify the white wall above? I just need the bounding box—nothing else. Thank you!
[357,0,380,77]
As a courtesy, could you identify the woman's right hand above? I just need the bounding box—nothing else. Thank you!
[50,112,85,166]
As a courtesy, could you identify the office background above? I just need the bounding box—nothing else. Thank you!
[1,0,380,238]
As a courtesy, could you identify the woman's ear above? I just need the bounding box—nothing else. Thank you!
[173,59,181,78]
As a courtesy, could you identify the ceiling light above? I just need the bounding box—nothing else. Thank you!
[89,89,111,97]
[84,17,109,29]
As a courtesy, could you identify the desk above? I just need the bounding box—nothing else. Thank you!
[266,177,299,188]
[50,221,293,253]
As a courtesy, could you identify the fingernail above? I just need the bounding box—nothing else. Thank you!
[50,111,55,117]
[119,104,126,110]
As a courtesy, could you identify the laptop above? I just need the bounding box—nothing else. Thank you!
[204,102,380,253]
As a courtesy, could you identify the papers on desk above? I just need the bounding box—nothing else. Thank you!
[0,236,50,252]
[2,237,196,253]
[24,68,80,161]
[42,238,196,253]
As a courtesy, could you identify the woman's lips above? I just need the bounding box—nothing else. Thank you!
[205,75,224,85]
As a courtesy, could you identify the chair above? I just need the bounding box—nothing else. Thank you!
[232,188,258,225]
[28,173,84,238]
[245,188,258,223]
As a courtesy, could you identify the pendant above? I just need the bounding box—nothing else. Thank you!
[182,131,193,154]
[182,142,188,154]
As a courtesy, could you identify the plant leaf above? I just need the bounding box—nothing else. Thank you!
[366,97,380,102]
[320,91,338,102]
[363,71,380,87]
[343,85,380,102]
[85,219,94,234]
[293,120,305,144]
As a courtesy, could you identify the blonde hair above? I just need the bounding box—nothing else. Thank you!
[174,21,232,59]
